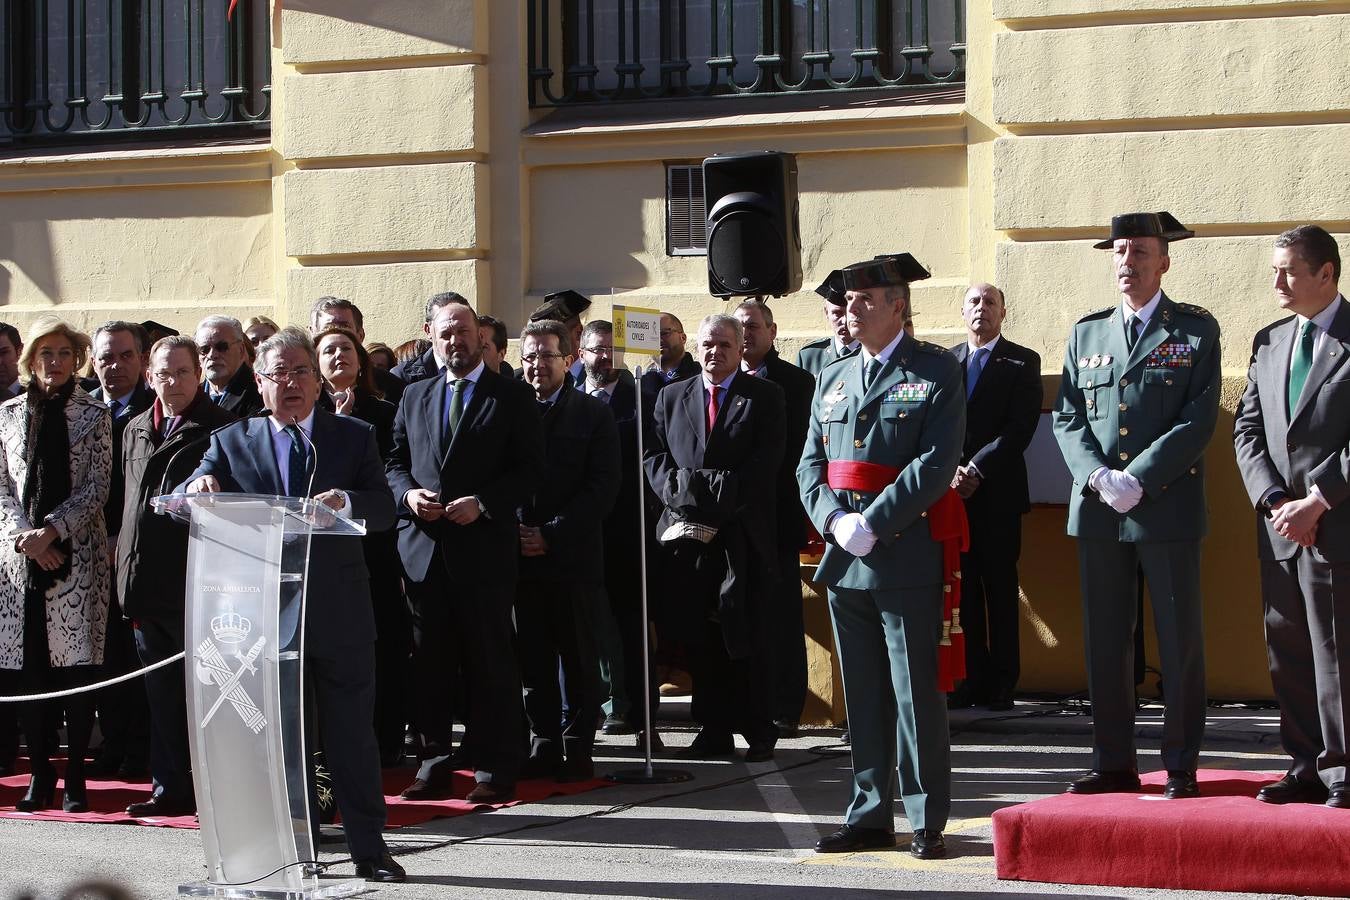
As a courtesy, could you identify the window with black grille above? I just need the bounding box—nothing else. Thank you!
[666,163,707,256]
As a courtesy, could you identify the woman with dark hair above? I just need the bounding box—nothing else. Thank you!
[0,317,112,812]
[314,327,409,766]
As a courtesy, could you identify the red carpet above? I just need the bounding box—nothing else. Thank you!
[0,758,611,830]
[993,769,1350,897]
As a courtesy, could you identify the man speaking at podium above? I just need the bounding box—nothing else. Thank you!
[183,327,404,883]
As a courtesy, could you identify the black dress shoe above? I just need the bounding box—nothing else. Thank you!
[602,714,637,735]
[946,683,978,710]
[400,763,456,800]
[1257,774,1328,805]
[743,743,775,763]
[1162,770,1200,799]
[127,793,197,818]
[815,825,895,853]
[1327,781,1350,809]
[1066,770,1141,794]
[675,731,736,759]
[520,754,562,779]
[557,759,595,783]
[774,720,799,739]
[986,686,1016,712]
[910,829,946,859]
[354,851,406,883]
[14,767,57,812]
[635,729,665,754]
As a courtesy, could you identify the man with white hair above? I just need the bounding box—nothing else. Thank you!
[195,315,263,416]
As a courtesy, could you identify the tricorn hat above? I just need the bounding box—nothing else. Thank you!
[1093,211,1195,250]
[841,254,931,291]
[529,289,591,323]
[814,270,847,306]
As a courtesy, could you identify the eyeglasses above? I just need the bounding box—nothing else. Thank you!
[520,352,564,364]
[198,340,237,356]
[151,367,197,384]
[581,345,614,356]
[260,366,315,384]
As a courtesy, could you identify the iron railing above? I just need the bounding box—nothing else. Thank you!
[1,0,270,149]
[529,0,964,107]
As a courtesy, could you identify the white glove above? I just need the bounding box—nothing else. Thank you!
[1093,469,1143,513]
[833,512,878,557]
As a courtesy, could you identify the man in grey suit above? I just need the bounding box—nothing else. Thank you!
[1052,212,1221,800]
[1234,224,1350,808]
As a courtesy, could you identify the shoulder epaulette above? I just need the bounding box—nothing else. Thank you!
[1077,306,1115,323]
[1174,302,1214,319]
[914,340,946,355]
[819,353,854,375]
[800,336,832,349]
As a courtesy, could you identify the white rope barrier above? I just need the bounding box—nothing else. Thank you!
[0,651,187,702]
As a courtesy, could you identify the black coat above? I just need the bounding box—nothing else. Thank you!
[386,366,543,584]
[207,363,265,418]
[389,348,439,386]
[639,352,700,430]
[373,367,405,406]
[116,396,238,624]
[951,337,1042,517]
[645,371,785,655]
[91,380,154,538]
[519,385,620,584]
[755,350,815,551]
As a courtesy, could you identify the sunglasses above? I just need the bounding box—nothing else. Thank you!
[198,340,237,355]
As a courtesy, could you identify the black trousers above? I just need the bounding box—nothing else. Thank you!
[367,534,411,762]
[515,579,599,764]
[959,508,1024,696]
[306,643,388,861]
[94,593,150,767]
[134,618,192,801]
[407,547,524,784]
[769,544,808,725]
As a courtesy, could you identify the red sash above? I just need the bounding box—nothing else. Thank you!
[824,461,969,693]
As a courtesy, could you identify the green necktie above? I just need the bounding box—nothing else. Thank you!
[444,378,468,450]
[1288,319,1317,414]
[863,357,882,390]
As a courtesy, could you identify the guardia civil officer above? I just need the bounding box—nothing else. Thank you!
[798,255,964,859]
[1052,212,1221,800]
[796,271,859,380]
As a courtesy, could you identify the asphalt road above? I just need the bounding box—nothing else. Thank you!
[0,705,1331,900]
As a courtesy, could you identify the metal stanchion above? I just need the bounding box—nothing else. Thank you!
[607,358,692,786]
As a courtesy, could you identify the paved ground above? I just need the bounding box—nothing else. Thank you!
[0,702,1335,900]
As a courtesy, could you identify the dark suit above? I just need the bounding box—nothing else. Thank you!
[386,365,543,784]
[950,337,1042,701]
[517,386,620,767]
[119,394,237,802]
[319,389,410,764]
[1234,295,1350,787]
[389,348,438,386]
[183,410,397,861]
[639,353,700,424]
[89,379,154,773]
[205,363,264,417]
[753,351,816,726]
[645,370,785,747]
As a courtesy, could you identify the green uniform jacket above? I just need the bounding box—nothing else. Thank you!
[797,334,965,590]
[1052,293,1221,542]
[796,337,859,381]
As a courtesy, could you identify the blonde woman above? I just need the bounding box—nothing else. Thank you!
[0,318,111,812]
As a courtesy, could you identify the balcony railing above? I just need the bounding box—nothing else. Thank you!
[528,0,964,107]
[1,0,270,149]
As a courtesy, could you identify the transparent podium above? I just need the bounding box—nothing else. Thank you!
[153,493,367,900]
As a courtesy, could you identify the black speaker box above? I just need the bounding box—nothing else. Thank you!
[703,151,801,298]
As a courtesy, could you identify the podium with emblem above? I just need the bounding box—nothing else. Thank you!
[153,493,367,900]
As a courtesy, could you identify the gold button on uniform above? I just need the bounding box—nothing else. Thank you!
[920,511,928,518]
[1189,467,1197,474]
[854,439,864,448]
[1119,403,1128,411]
[1120,378,1130,387]
[1086,399,1095,409]
[1119,427,1128,436]
[822,436,829,446]
[1119,452,1130,461]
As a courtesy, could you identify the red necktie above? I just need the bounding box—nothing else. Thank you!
[706,385,721,435]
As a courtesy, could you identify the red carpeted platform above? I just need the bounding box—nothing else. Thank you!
[993,769,1350,897]
[0,758,610,830]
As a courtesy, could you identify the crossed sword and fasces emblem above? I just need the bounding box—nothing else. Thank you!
[195,635,268,733]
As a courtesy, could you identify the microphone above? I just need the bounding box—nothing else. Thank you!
[155,409,266,501]
[291,415,320,506]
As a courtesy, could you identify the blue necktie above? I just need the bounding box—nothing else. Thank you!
[284,424,309,498]
[967,347,990,400]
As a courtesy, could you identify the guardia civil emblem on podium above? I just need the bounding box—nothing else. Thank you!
[194,605,268,733]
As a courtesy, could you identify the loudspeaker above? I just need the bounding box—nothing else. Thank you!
[703,151,801,298]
